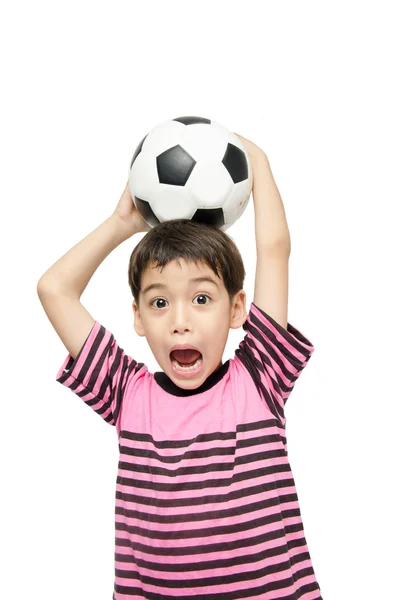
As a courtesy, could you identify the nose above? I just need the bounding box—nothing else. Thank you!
[170,303,192,333]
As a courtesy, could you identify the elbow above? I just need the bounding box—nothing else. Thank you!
[37,276,58,296]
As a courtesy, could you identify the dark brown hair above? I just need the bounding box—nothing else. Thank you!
[128,219,245,308]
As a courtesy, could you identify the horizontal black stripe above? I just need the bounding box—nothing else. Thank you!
[117,540,310,573]
[117,462,292,493]
[115,510,303,541]
[115,526,308,558]
[114,566,320,600]
[119,444,235,464]
[116,482,298,509]
[120,419,283,447]
[114,559,316,589]
[115,493,300,524]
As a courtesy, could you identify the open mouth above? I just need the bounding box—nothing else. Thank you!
[169,349,203,376]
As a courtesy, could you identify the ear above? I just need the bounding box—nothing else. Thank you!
[132,301,146,337]
[229,290,247,329]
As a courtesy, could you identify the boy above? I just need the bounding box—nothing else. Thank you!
[37,134,322,599]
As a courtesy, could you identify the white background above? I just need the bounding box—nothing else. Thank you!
[1,1,396,598]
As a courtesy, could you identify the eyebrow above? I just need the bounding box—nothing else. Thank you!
[142,276,219,296]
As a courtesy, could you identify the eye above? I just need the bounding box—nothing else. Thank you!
[150,294,211,309]
[193,294,211,305]
[150,298,168,309]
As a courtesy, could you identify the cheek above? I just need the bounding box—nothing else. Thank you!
[204,318,229,346]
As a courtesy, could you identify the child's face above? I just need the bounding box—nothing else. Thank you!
[132,258,246,389]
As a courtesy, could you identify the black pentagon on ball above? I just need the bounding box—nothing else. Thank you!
[223,143,249,184]
[134,197,225,229]
[173,116,211,126]
[134,197,161,228]
[130,134,148,169]
[191,208,225,228]
[157,145,196,186]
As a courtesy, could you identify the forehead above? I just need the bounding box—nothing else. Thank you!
[141,258,224,294]
[143,258,216,281]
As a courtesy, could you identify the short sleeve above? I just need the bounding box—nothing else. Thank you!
[235,302,315,426]
[55,321,146,430]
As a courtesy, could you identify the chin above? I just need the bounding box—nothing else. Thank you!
[176,380,202,390]
[170,369,205,388]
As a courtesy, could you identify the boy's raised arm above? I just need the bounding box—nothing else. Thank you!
[37,214,134,297]
[37,182,150,358]
[234,135,291,330]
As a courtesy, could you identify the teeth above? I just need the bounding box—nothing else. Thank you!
[172,357,202,371]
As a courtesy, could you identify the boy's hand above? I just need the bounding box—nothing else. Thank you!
[113,181,151,235]
[234,133,267,164]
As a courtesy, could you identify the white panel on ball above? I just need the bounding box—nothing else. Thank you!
[187,160,233,208]
[142,120,185,156]
[180,124,229,161]
[149,185,196,222]
[128,152,158,198]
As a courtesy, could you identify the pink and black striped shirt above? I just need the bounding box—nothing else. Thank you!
[56,301,322,599]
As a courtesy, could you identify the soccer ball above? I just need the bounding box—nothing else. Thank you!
[128,116,253,231]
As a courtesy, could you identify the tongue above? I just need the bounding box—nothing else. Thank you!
[171,349,201,365]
